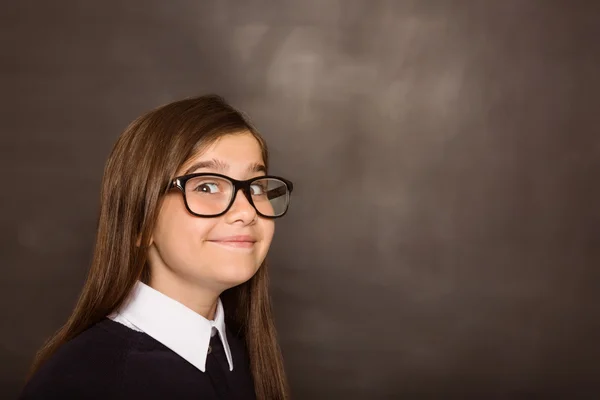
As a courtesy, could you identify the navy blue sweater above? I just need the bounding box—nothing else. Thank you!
[19,318,256,399]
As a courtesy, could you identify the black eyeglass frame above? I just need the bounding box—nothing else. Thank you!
[169,172,294,219]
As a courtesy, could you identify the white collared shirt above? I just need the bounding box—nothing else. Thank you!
[107,281,234,372]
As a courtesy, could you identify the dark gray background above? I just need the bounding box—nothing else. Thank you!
[2,1,599,399]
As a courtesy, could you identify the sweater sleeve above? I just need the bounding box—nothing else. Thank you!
[19,326,129,399]
[19,373,111,400]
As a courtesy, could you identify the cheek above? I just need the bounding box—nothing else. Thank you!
[260,220,275,250]
[152,195,217,260]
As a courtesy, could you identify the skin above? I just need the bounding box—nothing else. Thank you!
[146,132,275,319]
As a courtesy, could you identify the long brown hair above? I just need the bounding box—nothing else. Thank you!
[27,95,290,399]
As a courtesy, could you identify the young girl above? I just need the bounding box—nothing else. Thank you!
[20,95,293,400]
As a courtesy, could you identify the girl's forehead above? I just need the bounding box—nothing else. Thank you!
[177,133,265,175]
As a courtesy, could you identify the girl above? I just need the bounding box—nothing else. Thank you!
[20,95,293,399]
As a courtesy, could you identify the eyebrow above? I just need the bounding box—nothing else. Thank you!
[184,158,267,175]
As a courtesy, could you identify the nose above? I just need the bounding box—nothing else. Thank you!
[225,188,257,224]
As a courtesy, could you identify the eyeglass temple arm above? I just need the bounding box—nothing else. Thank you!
[266,186,288,199]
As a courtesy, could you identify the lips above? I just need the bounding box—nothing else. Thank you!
[207,235,257,249]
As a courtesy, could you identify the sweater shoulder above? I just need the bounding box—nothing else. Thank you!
[19,319,140,400]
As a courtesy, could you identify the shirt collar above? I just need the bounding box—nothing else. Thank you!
[112,281,233,372]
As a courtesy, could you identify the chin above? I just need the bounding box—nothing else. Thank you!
[214,262,261,288]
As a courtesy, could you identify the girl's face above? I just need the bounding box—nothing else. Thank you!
[147,132,275,293]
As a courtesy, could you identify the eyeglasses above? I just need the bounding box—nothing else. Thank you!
[169,173,294,218]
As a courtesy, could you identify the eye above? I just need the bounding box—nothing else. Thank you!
[193,182,221,194]
[250,182,267,196]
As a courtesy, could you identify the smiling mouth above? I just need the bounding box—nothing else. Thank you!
[207,240,256,249]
